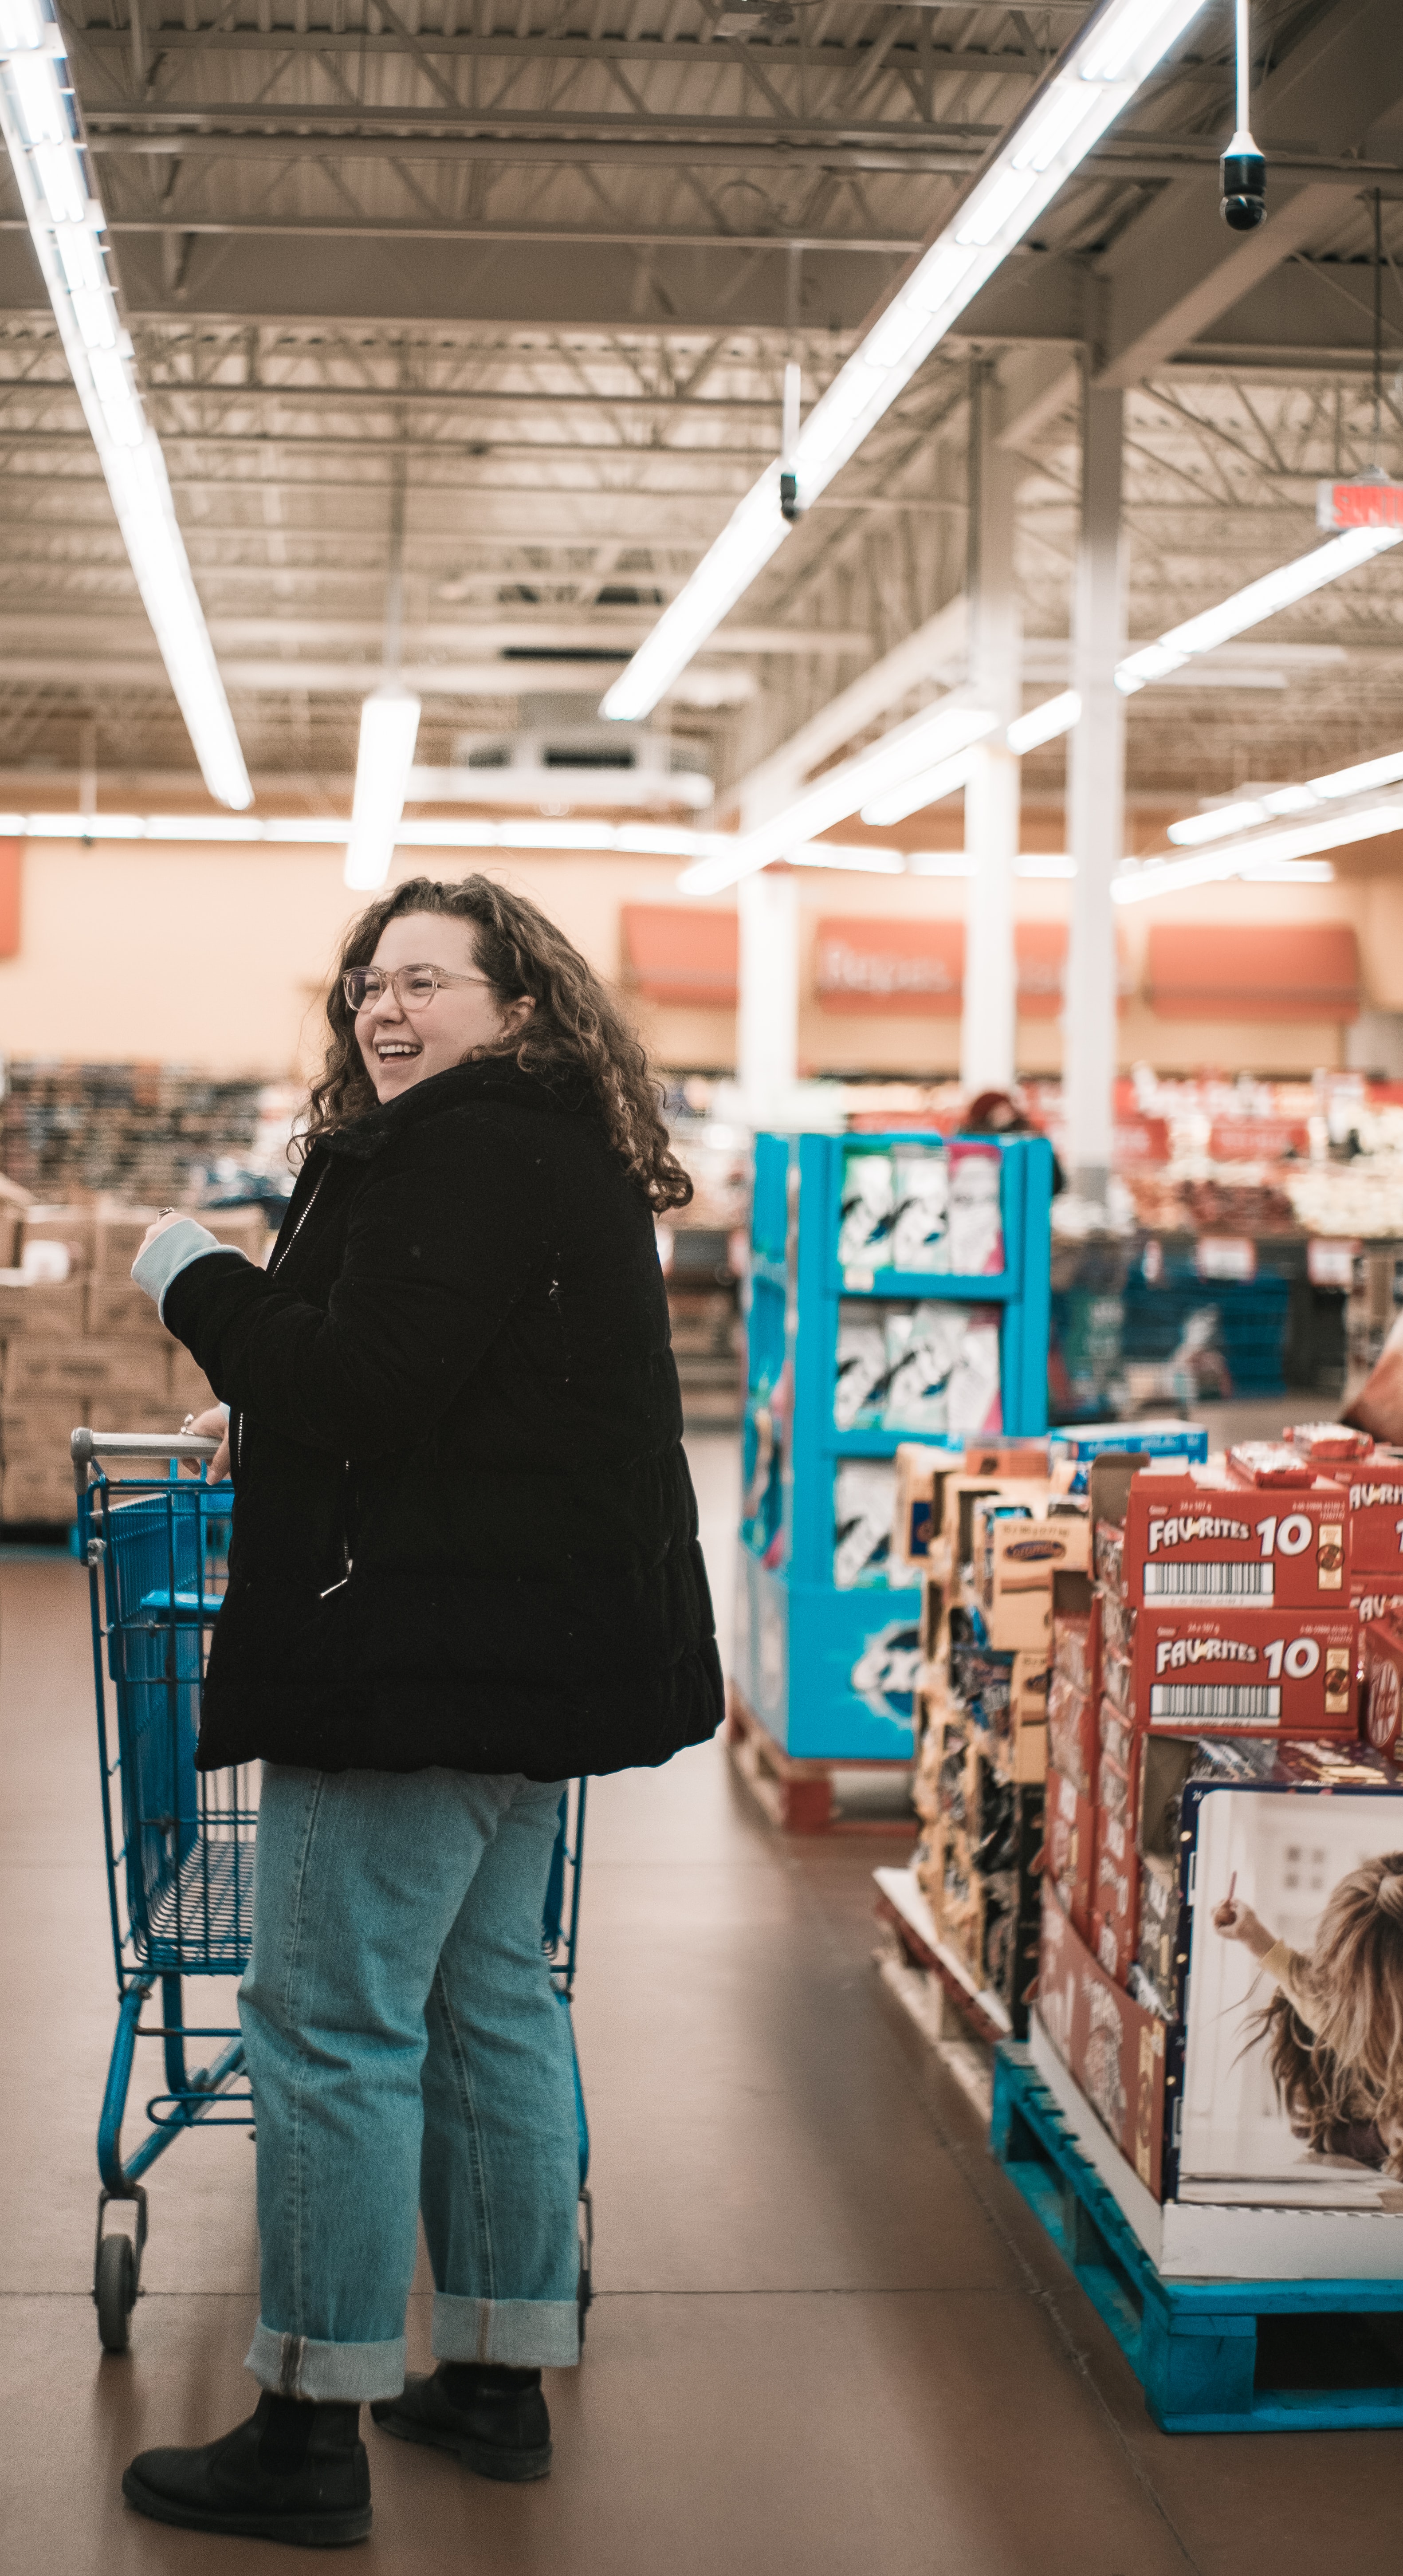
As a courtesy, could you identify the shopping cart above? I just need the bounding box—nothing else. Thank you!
[75,1429,593,2353]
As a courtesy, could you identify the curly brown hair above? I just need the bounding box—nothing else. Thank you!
[301,873,693,1213]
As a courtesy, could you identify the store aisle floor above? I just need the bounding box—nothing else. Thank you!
[3,1435,1399,2574]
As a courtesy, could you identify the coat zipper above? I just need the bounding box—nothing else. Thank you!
[235,1161,325,1491]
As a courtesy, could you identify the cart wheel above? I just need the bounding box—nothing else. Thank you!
[96,2233,136,2353]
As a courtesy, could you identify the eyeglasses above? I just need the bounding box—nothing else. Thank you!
[343,964,493,1014]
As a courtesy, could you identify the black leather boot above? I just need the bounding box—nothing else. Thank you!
[122,2390,372,2546]
[372,2362,551,2482]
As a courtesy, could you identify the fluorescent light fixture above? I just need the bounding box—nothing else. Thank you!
[0,1,251,809]
[345,684,416,888]
[1116,527,1403,696]
[0,808,742,861]
[677,695,995,894]
[601,0,1211,722]
[907,852,978,878]
[788,842,906,873]
[1309,747,1403,800]
[1112,802,1403,903]
[1167,743,1403,846]
[1006,690,1081,754]
[1167,798,1272,847]
[861,746,980,829]
[1238,858,1335,882]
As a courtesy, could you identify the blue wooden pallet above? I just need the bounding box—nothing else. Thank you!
[991,2045,1403,2433]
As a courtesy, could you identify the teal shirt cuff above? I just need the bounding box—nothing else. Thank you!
[131,1219,248,1323]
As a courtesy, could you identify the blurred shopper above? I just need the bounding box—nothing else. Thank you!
[120,875,723,2547]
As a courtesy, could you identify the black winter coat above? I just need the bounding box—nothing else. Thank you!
[164,1056,723,1778]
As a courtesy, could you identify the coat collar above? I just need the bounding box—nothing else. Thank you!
[321,1054,589,1161]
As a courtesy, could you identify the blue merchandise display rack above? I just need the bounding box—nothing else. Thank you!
[733,1129,1054,1763]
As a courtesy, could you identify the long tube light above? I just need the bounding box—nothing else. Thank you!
[0,0,251,810]
[1115,526,1403,693]
[344,684,422,890]
[599,0,1210,724]
[1112,802,1403,903]
[677,698,995,894]
[1168,746,1403,843]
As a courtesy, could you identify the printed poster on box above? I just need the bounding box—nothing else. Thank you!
[1177,1781,1403,2211]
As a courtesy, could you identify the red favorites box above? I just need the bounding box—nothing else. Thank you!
[1361,1617,1403,1755]
[1045,1765,1094,1938]
[1131,1607,1357,1735]
[1121,1469,1348,1611]
[1037,1883,1167,2198]
[1340,1464,1403,1577]
[1353,1576,1403,1623]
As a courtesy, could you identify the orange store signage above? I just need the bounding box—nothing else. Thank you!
[814,917,964,1015]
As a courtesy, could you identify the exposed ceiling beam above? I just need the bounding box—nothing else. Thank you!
[74,27,1059,75]
[1093,0,1403,386]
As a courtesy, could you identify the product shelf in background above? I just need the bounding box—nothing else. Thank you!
[732,1128,1053,1764]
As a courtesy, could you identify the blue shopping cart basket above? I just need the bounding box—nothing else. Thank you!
[75,1428,592,2354]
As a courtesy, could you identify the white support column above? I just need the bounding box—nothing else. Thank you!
[960,365,1022,1098]
[736,865,800,1126]
[1064,375,1127,1206]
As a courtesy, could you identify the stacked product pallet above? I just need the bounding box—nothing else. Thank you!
[1031,1418,1403,2281]
[0,1198,267,1525]
[907,1439,1085,2035]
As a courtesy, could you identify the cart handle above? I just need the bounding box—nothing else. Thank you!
[71,1428,223,1493]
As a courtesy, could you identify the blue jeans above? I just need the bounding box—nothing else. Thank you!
[238,1764,582,2403]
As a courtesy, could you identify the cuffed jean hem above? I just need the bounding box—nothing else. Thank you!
[245,2322,407,2403]
[432,2293,580,2368]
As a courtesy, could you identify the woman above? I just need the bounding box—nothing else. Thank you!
[121,874,723,2547]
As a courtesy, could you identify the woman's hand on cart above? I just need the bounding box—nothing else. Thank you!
[181,1405,230,1482]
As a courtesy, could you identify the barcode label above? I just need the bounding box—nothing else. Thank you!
[1144,1562,1273,1601]
[1149,1683,1281,1724]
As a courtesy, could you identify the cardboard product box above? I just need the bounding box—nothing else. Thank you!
[1094,1517,1125,1597]
[99,1395,189,1437]
[1091,1903,1137,1987]
[1037,1881,1168,2197]
[1047,1670,1097,1798]
[1,1453,78,1522]
[19,1204,95,1271]
[976,1506,1090,1651]
[969,1739,1044,1881]
[890,1443,958,1581]
[94,1200,162,1278]
[918,1570,947,1666]
[0,1278,85,1337]
[1045,1764,1094,1939]
[982,1868,1043,2038]
[1131,1606,1358,1738]
[1352,1576,1403,1625]
[1360,1615,1403,1755]
[1052,1577,1098,1696]
[1049,1419,1208,1468]
[946,1614,1014,1730]
[1094,1806,1140,1962]
[4,1335,171,1400]
[1101,1632,1133,1717]
[1002,1650,1050,1783]
[1099,1697,1136,1776]
[1339,1461,1403,1577]
[1097,1734,1143,1835]
[1136,1852,1181,2019]
[1100,1586,1136,1661]
[963,1439,1049,1479]
[1119,1466,1348,1612]
[0,1397,84,1459]
[84,1280,169,1340]
[943,1474,1049,1565]
[1168,1743,1403,2211]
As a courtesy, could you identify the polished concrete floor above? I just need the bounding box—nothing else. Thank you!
[3,1433,1401,2572]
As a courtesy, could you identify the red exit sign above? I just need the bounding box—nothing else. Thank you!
[1317,478,1403,530]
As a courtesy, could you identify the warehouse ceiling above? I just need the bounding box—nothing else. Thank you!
[2,0,1403,810]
